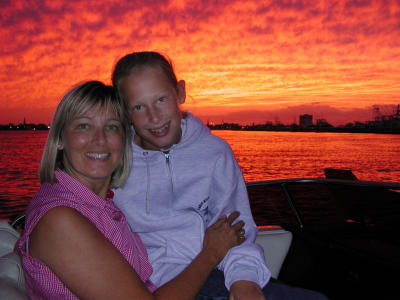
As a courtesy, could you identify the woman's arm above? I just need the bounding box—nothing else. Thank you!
[154,211,244,299]
[29,207,243,300]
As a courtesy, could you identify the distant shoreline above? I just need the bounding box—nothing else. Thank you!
[0,128,49,131]
[1,126,399,134]
[207,122,400,134]
[209,128,400,134]
[3,105,400,134]
[0,124,49,131]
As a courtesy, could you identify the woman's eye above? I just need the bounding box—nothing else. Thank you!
[106,124,120,131]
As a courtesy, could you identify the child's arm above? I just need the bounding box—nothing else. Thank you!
[208,144,271,291]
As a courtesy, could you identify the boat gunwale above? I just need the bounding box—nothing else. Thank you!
[246,178,400,190]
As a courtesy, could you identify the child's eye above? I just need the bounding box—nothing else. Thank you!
[77,123,89,130]
[158,97,167,103]
[132,105,144,111]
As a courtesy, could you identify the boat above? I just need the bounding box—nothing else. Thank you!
[1,169,399,300]
[0,210,292,299]
[247,169,400,300]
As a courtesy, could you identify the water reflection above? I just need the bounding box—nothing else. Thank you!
[0,131,47,218]
[1,130,399,219]
[213,130,400,183]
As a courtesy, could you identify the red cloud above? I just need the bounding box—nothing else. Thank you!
[1,0,399,124]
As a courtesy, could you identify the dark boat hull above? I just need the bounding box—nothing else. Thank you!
[247,177,400,300]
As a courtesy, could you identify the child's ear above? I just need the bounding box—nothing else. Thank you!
[57,140,64,150]
[177,80,186,104]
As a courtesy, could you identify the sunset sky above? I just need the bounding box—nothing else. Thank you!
[1,0,399,126]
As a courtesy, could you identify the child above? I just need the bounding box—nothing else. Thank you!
[112,51,328,300]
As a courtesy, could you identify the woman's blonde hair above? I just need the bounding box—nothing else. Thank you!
[39,81,132,188]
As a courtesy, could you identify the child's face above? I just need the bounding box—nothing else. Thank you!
[121,67,185,151]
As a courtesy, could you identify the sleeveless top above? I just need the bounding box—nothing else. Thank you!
[16,170,156,299]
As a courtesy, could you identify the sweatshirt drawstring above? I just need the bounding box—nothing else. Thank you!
[144,152,150,214]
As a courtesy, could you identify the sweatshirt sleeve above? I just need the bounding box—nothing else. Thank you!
[208,143,271,290]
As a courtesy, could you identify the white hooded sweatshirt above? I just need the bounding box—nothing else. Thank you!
[113,113,270,289]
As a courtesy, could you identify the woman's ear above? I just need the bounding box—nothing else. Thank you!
[176,80,186,104]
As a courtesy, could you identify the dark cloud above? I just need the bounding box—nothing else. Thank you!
[344,0,373,9]
[267,0,310,11]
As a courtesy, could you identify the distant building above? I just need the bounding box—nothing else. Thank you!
[316,118,333,128]
[299,114,313,128]
[370,104,400,131]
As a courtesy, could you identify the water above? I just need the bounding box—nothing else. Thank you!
[0,131,47,219]
[1,130,400,220]
[212,130,400,182]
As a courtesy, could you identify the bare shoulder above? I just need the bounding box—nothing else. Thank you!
[28,206,155,299]
[31,206,91,239]
[29,206,101,260]
[35,205,87,227]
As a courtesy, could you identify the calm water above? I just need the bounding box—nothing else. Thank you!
[212,130,400,182]
[1,130,400,219]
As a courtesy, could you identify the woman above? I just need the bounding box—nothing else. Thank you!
[15,81,244,299]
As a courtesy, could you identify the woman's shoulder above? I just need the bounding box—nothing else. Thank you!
[34,206,96,241]
[27,182,76,215]
[27,205,114,278]
[23,179,86,236]
[37,205,85,225]
[30,206,85,241]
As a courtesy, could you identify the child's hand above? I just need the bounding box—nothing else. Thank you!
[229,280,265,300]
[202,211,245,264]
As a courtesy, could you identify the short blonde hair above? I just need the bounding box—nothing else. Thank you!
[39,81,132,188]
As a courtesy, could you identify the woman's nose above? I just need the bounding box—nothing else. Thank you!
[93,127,106,144]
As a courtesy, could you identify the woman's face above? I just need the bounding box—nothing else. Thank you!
[60,105,124,193]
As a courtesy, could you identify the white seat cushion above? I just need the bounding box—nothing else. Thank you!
[256,226,293,278]
[0,220,27,299]
[0,252,26,289]
[0,220,20,257]
[0,278,28,300]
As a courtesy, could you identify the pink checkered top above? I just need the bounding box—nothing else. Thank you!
[16,170,156,299]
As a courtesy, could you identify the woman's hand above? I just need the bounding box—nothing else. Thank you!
[202,211,245,264]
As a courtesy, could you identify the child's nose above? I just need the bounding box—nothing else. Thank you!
[147,107,160,123]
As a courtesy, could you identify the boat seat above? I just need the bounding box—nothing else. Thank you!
[0,220,28,300]
[256,226,293,279]
[0,220,20,257]
[0,220,292,298]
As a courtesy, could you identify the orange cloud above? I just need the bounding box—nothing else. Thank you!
[1,0,399,125]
